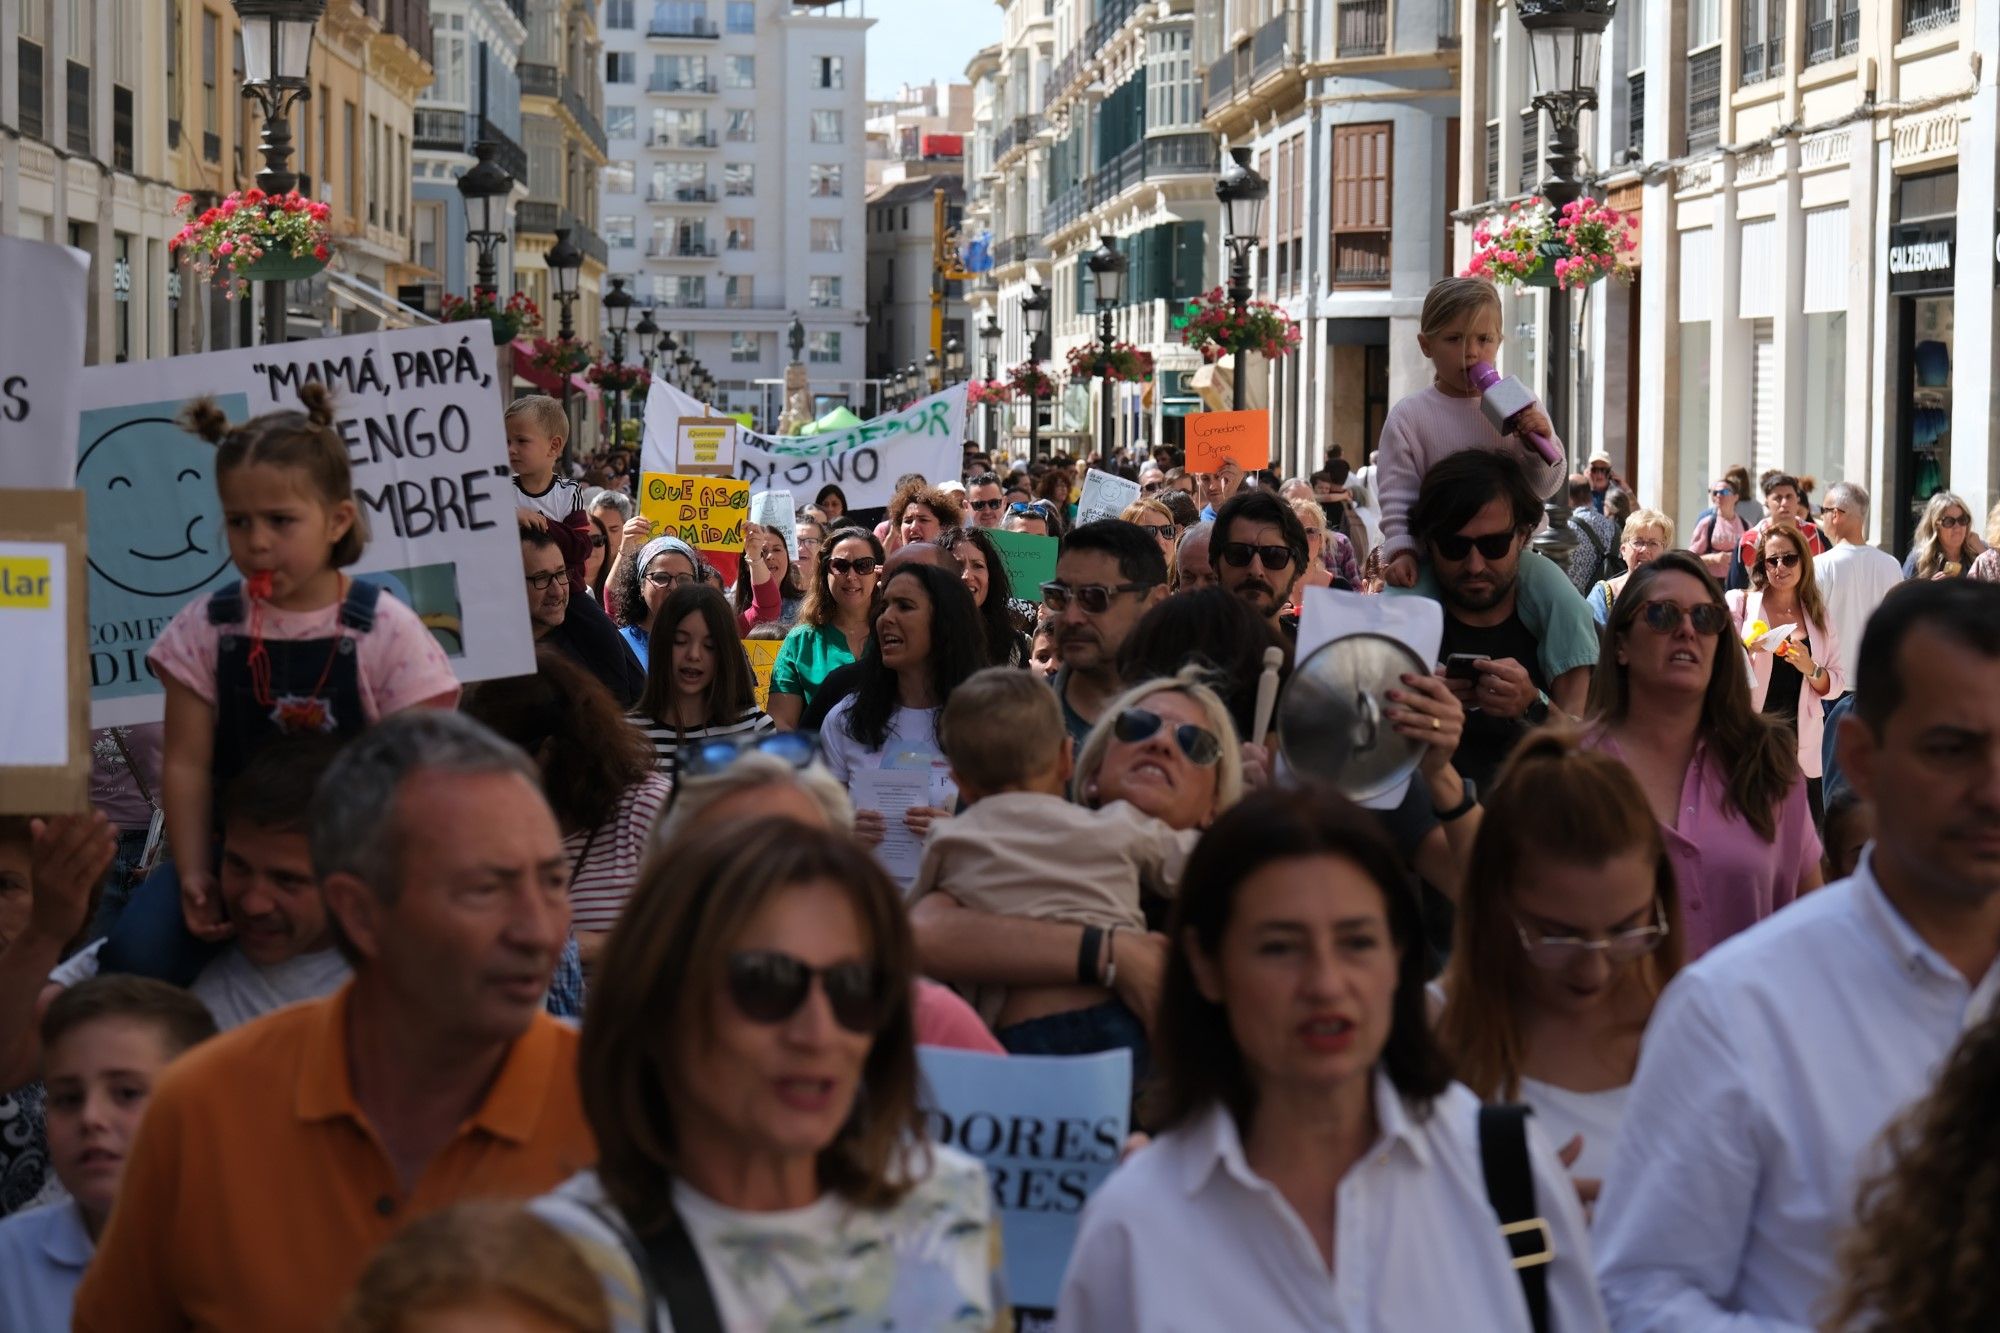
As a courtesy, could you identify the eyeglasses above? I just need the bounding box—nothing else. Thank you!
[1939,514,1970,529]
[590,534,608,549]
[1041,580,1154,614]
[1637,600,1730,636]
[1112,708,1222,765]
[677,729,820,781]
[644,569,699,589]
[523,569,568,591]
[827,556,881,577]
[1762,552,1801,569]
[969,497,1005,512]
[1513,902,1670,970]
[726,950,890,1034]
[1218,542,1293,570]
[1431,530,1518,562]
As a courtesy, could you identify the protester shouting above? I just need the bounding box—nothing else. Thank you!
[798,541,965,731]
[767,529,883,729]
[1046,520,1169,746]
[626,583,775,778]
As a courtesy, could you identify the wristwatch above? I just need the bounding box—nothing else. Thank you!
[1524,691,1552,726]
[1437,778,1479,823]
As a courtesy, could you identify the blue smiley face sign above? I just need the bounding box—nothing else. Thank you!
[75,396,246,704]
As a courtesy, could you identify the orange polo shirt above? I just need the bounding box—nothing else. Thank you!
[72,983,595,1333]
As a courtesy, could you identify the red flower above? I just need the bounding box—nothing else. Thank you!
[243,187,266,205]
[313,243,331,262]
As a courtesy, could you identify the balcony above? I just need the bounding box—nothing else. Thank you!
[648,18,719,38]
[1332,231,1391,286]
[561,76,607,154]
[1838,1,1861,52]
[413,107,468,153]
[994,115,1038,160]
[992,234,1051,268]
[480,117,529,182]
[649,184,718,203]
[519,61,559,98]
[517,204,610,266]
[649,238,718,258]
[1252,12,1290,84]
[1337,0,1388,57]
[1902,0,1959,34]
[653,129,718,148]
[1044,46,1087,108]
[1145,132,1216,176]
[1627,72,1645,157]
[1685,47,1721,154]
[648,74,719,95]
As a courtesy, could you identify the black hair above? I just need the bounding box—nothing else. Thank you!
[1212,489,1309,578]
[841,563,990,752]
[634,584,760,727]
[967,472,1002,490]
[41,975,217,1059]
[461,648,656,833]
[1160,490,1200,530]
[218,735,347,836]
[1117,588,1289,739]
[1059,518,1168,588]
[1855,581,2000,737]
[936,526,1023,666]
[815,483,849,511]
[1407,449,1545,547]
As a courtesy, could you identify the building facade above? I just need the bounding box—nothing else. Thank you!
[598,0,870,427]
[866,173,969,407]
[1457,0,1998,548]
[513,0,608,353]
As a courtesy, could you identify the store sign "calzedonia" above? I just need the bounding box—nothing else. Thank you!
[1888,221,1955,294]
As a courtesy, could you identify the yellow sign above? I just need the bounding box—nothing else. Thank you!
[743,638,782,711]
[0,556,52,608]
[640,473,751,553]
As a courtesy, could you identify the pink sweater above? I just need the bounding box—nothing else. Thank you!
[1374,385,1568,560]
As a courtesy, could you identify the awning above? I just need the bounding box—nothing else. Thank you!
[326,269,437,328]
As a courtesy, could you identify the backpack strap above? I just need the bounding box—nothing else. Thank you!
[338,577,385,632]
[1570,515,1609,576]
[1478,1103,1553,1333]
[580,1194,724,1333]
[206,581,245,626]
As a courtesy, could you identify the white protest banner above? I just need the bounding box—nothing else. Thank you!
[918,1047,1131,1314]
[642,380,965,510]
[0,490,90,813]
[750,489,797,558]
[0,236,91,489]
[1075,468,1141,525]
[74,324,535,727]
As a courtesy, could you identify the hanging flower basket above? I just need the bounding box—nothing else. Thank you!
[528,336,595,377]
[1464,196,1638,291]
[169,188,336,298]
[1066,341,1155,383]
[587,360,652,396]
[1005,361,1057,401]
[965,378,1011,407]
[442,290,542,345]
[1173,289,1302,363]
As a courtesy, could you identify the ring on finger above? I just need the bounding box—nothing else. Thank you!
[1431,717,1441,732]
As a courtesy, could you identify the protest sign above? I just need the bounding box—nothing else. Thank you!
[1185,409,1271,472]
[0,490,90,812]
[675,416,739,472]
[742,638,782,710]
[639,473,750,552]
[642,381,965,511]
[73,324,535,727]
[986,527,1058,600]
[750,489,797,558]
[0,236,91,489]
[918,1047,1132,1313]
[1075,468,1141,526]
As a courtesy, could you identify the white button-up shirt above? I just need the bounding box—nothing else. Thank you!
[1594,855,2000,1331]
[1056,1074,1606,1332]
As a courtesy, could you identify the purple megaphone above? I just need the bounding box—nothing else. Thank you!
[1465,362,1563,466]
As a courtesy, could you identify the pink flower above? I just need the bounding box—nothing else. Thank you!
[216,240,235,256]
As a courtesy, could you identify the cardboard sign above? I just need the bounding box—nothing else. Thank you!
[675,416,739,472]
[918,1047,1132,1313]
[0,236,91,489]
[986,527,1059,602]
[742,637,782,710]
[0,490,90,812]
[72,325,534,727]
[750,489,798,559]
[639,473,750,554]
[1185,409,1271,473]
[1075,468,1141,526]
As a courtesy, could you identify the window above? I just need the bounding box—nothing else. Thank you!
[725,275,754,307]
[1146,26,1196,129]
[606,0,635,27]
[725,216,754,249]
[605,215,636,248]
[731,331,761,361]
[1330,122,1392,287]
[201,10,218,137]
[1740,0,1783,84]
[1273,135,1304,297]
[605,159,635,193]
[809,276,842,308]
[809,164,842,197]
[726,108,754,141]
[428,29,468,104]
[811,109,843,144]
[814,56,844,88]
[810,219,842,252]
[607,52,635,85]
[606,105,636,138]
[650,161,706,199]
[1689,0,1720,47]
[652,54,708,90]
[344,102,359,217]
[724,162,754,196]
[808,331,841,363]
[725,55,755,88]
[726,1,755,33]
[668,275,707,307]
[415,200,442,272]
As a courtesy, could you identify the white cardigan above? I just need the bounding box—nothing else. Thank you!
[1726,588,1844,779]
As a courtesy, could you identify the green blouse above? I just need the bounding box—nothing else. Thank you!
[771,620,866,707]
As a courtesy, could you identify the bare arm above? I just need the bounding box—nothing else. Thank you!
[0,815,114,1091]
[766,691,805,731]
[1548,664,1592,721]
[160,677,227,937]
[910,892,1084,987]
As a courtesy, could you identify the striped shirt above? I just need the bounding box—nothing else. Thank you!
[566,772,671,933]
[627,705,776,778]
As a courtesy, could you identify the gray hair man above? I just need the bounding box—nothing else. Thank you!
[1814,480,1905,786]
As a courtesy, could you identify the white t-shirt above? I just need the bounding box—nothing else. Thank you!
[1518,1077,1630,1186]
[817,697,943,783]
[1814,541,1904,683]
[517,474,585,524]
[51,940,350,1031]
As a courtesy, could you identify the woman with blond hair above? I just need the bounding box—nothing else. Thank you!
[1727,520,1843,820]
[1971,502,2000,582]
[1119,496,1178,569]
[1588,508,1674,624]
[1902,490,1984,580]
[339,1203,610,1333]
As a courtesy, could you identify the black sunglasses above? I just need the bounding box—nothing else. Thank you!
[1762,552,1801,569]
[1112,708,1222,765]
[969,497,1005,512]
[1041,580,1154,614]
[1218,541,1292,570]
[1637,600,1730,635]
[828,556,881,577]
[1432,530,1518,562]
[589,534,608,549]
[726,950,890,1034]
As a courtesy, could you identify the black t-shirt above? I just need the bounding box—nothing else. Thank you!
[1439,608,1548,790]
[798,660,864,732]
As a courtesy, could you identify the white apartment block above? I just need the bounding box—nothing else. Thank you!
[599,0,870,426]
[1458,0,1999,548]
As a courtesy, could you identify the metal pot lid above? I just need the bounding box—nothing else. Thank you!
[1277,631,1429,801]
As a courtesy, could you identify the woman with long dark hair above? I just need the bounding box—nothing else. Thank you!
[628,584,773,776]
[937,526,1029,667]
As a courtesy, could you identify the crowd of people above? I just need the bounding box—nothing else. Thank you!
[1,272,1997,1333]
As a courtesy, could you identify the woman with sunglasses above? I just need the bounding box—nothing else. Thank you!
[768,531,884,730]
[628,584,775,779]
[1058,789,1605,1331]
[607,535,704,669]
[536,819,1005,1331]
[1120,498,1180,570]
[1728,521,1844,819]
[1688,476,1745,580]
[1436,732,1683,1214]
[1903,490,1984,581]
[936,526,1030,668]
[1586,553,1821,960]
[581,512,613,603]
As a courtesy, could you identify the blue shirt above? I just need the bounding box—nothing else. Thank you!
[618,624,650,670]
[0,1200,92,1331]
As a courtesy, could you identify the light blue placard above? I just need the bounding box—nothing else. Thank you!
[917,1046,1132,1311]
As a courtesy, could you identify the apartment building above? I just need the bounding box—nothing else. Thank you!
[513,0,608,346]
[1458,0,1999,547]
[866,173,970,405]
[410,0,530,306]
[865,79,972,192]
[598,0,870,425]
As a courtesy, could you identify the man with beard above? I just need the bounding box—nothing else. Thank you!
[1391,451,1597,789]
[1211,490,1309,639]
[1046,521,1168,746]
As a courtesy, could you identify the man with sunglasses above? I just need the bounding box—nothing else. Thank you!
[1210,490,1312,638]
[1392,452,1598,789]
[964,473,1007,529]
[1044,521,1169,746]
[519,525,645,707]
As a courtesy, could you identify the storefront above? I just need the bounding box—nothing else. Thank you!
[1887,170,1958,552]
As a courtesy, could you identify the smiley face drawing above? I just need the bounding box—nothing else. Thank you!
[75,400,242,598]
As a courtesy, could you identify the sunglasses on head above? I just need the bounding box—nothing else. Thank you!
[726,950,890,1034]
[1010,500,1057,518]
[828,555,881,577]
[1112,708,1222,765]
[1432,530,1518,562]
[1218,541,1292,570]
[664,732,821,813]
[1762,551,1801,569]
[1637,600,1730,635]
[1041,580,1154,614]
[969,497,1005,512]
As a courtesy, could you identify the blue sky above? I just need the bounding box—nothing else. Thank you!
[863,0,995,99]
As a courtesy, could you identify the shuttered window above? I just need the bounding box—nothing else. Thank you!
[1331,122,1392,287]
[1751,321,1780,476]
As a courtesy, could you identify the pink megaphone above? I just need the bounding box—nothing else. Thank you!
[1465,362,1562,466]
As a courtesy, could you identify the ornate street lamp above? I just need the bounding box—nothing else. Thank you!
[635,308,660,375]
[1087,234,1128,465]
[456,140,513,297]
[924,348,940,392]
[603,276,636,445]
[945,335,965,385]
[976,309,1003,451]
[233,0,327,346]
[547,227,583,436]
[1021,282,1051,461]
[1215,147,1269,412]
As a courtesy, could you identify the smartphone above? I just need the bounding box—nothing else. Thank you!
[1445,653,1490,682]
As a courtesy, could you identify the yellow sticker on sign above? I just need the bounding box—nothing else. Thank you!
[742,638,782,710]
[0,557,52,608]
[640,473,751,553]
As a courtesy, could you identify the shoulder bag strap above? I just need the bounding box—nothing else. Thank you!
[108,729,158,812]
[1478,1103,1553,1333]
[581,1196,725,1333]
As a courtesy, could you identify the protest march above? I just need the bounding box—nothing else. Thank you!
[3,224,2000,1333]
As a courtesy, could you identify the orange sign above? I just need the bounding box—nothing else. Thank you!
[1185,409,1271,472]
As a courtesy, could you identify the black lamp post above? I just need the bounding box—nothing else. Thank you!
[656,329,675,379]
[924,349,940,393]
[1215,147,1269,413]
[945,336,965,386]
[234,0,327,347]
[456,140,514,298]
[604,276,635,446]
[674,346,692,390]
[1021,282,1050,461]
[1520,0,1612,562]
[903,363,919,408]
[636,308,660,375]
[1087,234,1128,465]
[977,310,1002,451]
[547,227,582,438]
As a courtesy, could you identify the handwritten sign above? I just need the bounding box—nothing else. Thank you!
[675,417,739,471]
[1185,409,1271,472]
[640,473,751,554]
[1075,468,1141,526]
[743,637,781,710]
[750,489,797,559]
[0,236,90,489]
[987,527,1059,602]
[0,490,90,812]
[919,1047,1132,1314]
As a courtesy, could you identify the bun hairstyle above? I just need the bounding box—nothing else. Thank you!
[179,381,366,567]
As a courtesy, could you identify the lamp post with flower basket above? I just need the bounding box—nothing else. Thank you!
[232,0,328,346]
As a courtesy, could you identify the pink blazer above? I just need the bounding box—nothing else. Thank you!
[1726,588,1844,779]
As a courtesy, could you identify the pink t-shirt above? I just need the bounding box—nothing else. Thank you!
[914,980,1005,1055]
[147,582,461,721]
